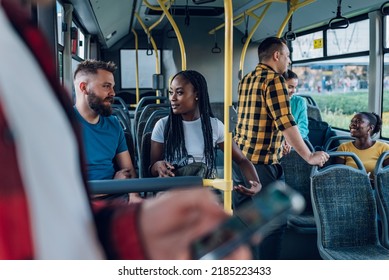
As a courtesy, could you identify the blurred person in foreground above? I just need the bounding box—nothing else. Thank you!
[0,0,250,260]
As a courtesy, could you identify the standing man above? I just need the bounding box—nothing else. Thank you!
[73,60,138,202]
[234,37,329,259]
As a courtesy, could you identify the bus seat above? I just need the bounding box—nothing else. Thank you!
[135,105,170,165]
[115,91,136,106]
[210,102,225,122]
[374,151,389,249]
[280,139,316,233]
[133,96,168,138]
[311,151,389,259]
[139,132,152,178]
[307,117,337,151]
[323,135,355,152]
[138,110,170,178]
[297,94,322,122]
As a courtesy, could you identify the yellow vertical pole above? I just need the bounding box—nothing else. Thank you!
[224,0,233,213]
[131,29,140,104]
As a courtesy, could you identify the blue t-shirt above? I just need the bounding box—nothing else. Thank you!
[74,108,128,180]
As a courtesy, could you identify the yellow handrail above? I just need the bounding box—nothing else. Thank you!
[209,0,286,35]
[156,0,187,70]
[131,29,140,104]
[223,0,233,213]
[239,4,271,77]
[276,0,316,37]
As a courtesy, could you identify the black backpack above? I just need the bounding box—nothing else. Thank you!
[307,117,338,151]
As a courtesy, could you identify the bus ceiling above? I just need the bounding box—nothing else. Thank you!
[67,0,386,50]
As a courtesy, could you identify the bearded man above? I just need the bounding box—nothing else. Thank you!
[73,60,139,202]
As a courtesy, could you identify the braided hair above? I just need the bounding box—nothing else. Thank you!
[164,70,216,178]
[360,112,382,136]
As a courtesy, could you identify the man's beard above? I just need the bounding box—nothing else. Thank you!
[87,91,113,117]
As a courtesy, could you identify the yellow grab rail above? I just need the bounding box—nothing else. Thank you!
[156,0,187,70]
[131,29,140,105]
[239,4,271,77]
[276,0,316,37]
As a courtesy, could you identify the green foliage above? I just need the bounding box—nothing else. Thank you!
[306,91,389,137]
[308,91,389,115]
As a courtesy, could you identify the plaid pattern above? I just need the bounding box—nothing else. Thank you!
[235,64,296,164]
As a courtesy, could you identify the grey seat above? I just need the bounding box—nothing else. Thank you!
[280,139,316,233]
[323,135,355,152]
[296,94,322,122]
[311,151,389,259]
[374,150,389,249]
[138,109,169,178]
[133,96,168,138]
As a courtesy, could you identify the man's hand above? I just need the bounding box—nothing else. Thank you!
[114,168,132,179]
[307,151,330,167]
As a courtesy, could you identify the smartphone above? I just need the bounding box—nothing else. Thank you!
[191,181,305,260]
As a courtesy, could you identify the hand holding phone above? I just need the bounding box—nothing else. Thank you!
[191,181,305,260]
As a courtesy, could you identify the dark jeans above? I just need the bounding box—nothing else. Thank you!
[232,162,286,260]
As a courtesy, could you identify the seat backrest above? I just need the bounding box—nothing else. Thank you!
[374,150,389,249]
[139,131,152,178]
[308,118,336,151]
[137,110,170,178]
[133,96,168,134]
[296,94,322,121]
[280,139,315,214]
[143,109,169,135]
[323,135,355,152]
[311,152,378,253]
[115,91,136,107]
[306,105,322,122]
[112,107,131,133]
[113,96,132,124]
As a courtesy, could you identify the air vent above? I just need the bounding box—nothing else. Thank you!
[145,6,224,17]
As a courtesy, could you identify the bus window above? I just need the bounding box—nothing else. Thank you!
[292,31,323,61]
[327,20,369,56]
[293,56,369,131]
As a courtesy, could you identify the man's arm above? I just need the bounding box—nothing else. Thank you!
[114,151,142,203]
[114,150,137,179]
[282,126,329,166]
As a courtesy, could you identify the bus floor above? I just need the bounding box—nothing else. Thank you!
[280,227,322,260]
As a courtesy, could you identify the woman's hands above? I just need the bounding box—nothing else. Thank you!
[151,160,176,177]
[234,180,262,196]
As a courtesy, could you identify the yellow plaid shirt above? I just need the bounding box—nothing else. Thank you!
[234,63,296,164]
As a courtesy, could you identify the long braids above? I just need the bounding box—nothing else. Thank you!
[164,70,216,178]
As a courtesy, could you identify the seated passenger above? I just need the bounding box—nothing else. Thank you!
[149,70,261,196]
[0,0,250,260]
[283,70,309,140]
[73,60,139,202]
[334,112,389,184]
